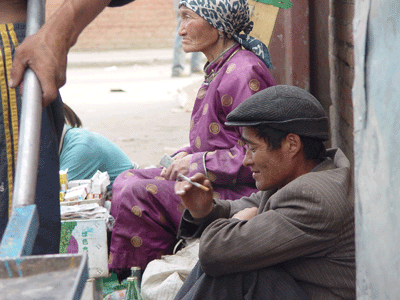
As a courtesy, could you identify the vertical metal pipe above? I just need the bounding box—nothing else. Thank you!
[12,0,46,209]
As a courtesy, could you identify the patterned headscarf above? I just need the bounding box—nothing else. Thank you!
[179,0,273,68]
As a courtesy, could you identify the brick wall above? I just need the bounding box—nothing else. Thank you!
[329,0,355,165]
[45,0,177,51]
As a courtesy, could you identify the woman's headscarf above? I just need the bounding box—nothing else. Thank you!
[179,0,273,68]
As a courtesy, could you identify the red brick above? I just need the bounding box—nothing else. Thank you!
[46,0,176,51]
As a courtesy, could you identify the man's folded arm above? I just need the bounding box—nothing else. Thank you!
[198,195,339,277]
[177,192,262,239]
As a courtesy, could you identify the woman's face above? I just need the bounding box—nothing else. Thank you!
[178,6,219,55]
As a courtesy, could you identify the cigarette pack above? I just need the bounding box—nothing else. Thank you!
[64,187,88,202]
[59,169,68,191]
[66,184,90,195]
[68,179,92,189]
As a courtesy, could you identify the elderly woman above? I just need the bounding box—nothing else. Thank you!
[109,0,276,280]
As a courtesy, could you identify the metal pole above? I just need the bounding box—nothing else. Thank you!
[12,0,46,209]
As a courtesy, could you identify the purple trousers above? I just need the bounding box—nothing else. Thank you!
[108,167,256,275]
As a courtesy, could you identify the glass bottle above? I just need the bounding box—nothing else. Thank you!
[130,266,142,292]
[125,276,143,300]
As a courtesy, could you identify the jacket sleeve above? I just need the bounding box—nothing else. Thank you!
[177,191,262,239]
[198,182,348,277]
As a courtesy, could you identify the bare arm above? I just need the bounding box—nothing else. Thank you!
[10,0,112,106]
[0,0,27,23]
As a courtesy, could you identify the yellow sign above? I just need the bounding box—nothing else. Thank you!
[248,0,280,47]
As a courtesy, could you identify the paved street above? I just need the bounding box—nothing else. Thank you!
[60,51,204,168]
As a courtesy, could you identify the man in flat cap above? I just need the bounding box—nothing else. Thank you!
[173,85,355,300]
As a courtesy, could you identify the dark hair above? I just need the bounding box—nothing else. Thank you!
[300,136,327,162]
[63,103,82,128]
[252,124,326,162]
[252,124,288,150]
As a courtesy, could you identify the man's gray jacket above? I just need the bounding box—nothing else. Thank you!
[178,148,355,299]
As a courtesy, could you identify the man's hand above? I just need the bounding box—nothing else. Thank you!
[232,207,257,221]
[10,0,112,107]
[175,173,213,219]
[161,153,192,181]
[10,26,68,107]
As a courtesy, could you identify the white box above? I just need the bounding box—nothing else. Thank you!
[60,218,108,278]
[64,187,88,202]
[60,196,105,207]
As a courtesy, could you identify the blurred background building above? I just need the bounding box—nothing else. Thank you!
[46,0,176,51]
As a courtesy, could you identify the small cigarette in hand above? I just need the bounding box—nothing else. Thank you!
[178,174,209,191]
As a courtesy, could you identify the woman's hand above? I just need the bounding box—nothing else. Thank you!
[175,173,214,219]
[160,152,192,181]
[232,207,258,221]
[172,152,189,160]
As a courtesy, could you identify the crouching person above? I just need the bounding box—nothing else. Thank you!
[173,85,355,300]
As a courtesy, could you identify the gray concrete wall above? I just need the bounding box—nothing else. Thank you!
[353,0,400,298]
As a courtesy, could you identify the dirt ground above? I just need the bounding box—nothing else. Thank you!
[60,63,204,168]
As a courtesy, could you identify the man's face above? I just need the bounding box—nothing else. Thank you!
[242,127,295,191]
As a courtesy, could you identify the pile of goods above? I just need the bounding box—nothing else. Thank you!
[59,170,110,205]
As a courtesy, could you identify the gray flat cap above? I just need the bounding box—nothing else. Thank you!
[225,85,329,141]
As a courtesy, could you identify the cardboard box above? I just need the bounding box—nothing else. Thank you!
[60,218,108,278]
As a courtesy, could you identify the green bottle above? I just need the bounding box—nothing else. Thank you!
[125,276,143,300]
[130,266,142,290]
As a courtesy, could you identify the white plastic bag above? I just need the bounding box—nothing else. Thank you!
[141,239,199,300]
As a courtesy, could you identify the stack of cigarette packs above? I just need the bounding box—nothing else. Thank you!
[59,170,110,205]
